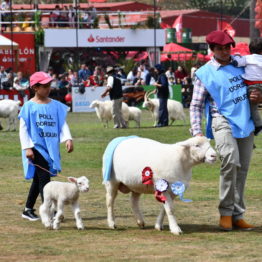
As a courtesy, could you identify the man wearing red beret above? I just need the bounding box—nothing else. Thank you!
[190,30,259,231]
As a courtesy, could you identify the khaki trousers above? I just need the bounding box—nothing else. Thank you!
[112,98,126,128]
[211,115,254,220]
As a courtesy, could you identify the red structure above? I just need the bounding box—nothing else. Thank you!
[0,90,30,106]
[160,9,249,38]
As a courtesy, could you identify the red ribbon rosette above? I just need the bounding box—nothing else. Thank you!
[142,167,154,185]
[154,179,169,203]
[154,191,167,203]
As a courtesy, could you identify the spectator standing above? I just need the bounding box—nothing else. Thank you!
[93,66,105,86]
[165,66,176,85]
[101,66,127,129]
[2,72,13,91]
[175,65,188,84]
[13,71,29,96]
[137,62,148,84]
[60,6,69,27]
[1,0,10,30]
[145,67,156,85]
[154,64,169,127]
[68,5,75,27]
[78,64,92,82]
[126,66,139,85]
[50,5,61,27]
[0,66,7,89]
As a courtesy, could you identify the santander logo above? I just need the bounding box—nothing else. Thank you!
[87,34,125,44]
[88,35,95,42]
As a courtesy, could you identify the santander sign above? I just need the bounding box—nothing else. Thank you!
[87,34,125,43]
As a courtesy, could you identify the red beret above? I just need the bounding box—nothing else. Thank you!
[206,30,235,47]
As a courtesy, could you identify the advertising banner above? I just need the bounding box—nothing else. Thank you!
[45,29,165,48]
[0,33,36,75]
[72,86,109,112]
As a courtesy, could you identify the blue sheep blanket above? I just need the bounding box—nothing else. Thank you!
[103,136,138,183]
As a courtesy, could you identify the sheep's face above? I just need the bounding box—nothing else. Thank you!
[89,101,99,108]
[199,140,217,164]
[77,176,90,192]
[142,100,154,111]
[177,136,217,164]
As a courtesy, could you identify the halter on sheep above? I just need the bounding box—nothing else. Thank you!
[102,136,217,235]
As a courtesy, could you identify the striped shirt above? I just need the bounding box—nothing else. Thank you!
[189,57,234,136]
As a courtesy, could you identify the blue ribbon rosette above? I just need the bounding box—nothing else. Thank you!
[171,181,192,202]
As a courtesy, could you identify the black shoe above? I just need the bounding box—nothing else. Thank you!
[254,126,262,136]
[22,208,40,221]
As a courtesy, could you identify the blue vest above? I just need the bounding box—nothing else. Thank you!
[18,99,69,179]
[196,63,254,139]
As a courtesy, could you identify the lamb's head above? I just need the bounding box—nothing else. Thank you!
[68,176,90,192]
[89,100,100,109]
[176,136,217,164]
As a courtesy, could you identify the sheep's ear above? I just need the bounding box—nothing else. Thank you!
[68,177,77,184]
[176,141,191,148]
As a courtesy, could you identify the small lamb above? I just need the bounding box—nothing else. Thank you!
[39,176,89,230]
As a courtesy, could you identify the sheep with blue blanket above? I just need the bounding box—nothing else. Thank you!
[102,136,217,235]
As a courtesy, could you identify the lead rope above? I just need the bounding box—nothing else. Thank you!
[28,160,68,179]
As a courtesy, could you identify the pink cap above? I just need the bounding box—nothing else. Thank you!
[30,71,53,87]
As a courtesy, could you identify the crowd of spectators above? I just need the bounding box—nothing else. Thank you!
[0,61,198,108]
[40,4,97,29]
[0,2,97,31]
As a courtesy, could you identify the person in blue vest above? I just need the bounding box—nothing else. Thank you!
[190,30,259,231]
[154,64,169,127]
[19,71,74,221]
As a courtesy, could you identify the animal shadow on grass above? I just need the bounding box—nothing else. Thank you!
[180,224,220,234]
[181,224,262,234]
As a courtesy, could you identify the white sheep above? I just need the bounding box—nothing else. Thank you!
[89,100,130,128]
[127,106,142,128]
[90,100,113,128]
[0,99,21,131]
[39,176,89,230]
[103,136,217,235]
[142,91,186,126]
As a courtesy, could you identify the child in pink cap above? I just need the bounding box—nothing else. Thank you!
[19,71,74,221]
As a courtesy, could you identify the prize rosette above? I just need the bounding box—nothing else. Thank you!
[142,166,154,185]
[171,181,185,195]
[171,181,192,202]
[154,179,169,203]
[155,179,169,192]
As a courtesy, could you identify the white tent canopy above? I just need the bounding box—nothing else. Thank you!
[0,34,19,49]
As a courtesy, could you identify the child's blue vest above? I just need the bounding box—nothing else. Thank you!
[196,63,254,139]
[18,99,68,179]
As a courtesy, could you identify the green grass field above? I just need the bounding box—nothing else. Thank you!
[0,110,261,262]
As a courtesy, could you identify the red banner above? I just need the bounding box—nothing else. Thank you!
[0,33,36,76]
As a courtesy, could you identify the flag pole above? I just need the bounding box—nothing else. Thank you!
[153,0,157,65]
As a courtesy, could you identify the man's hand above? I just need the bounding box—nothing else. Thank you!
[66,140,74,153]
[249,89,262,104]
